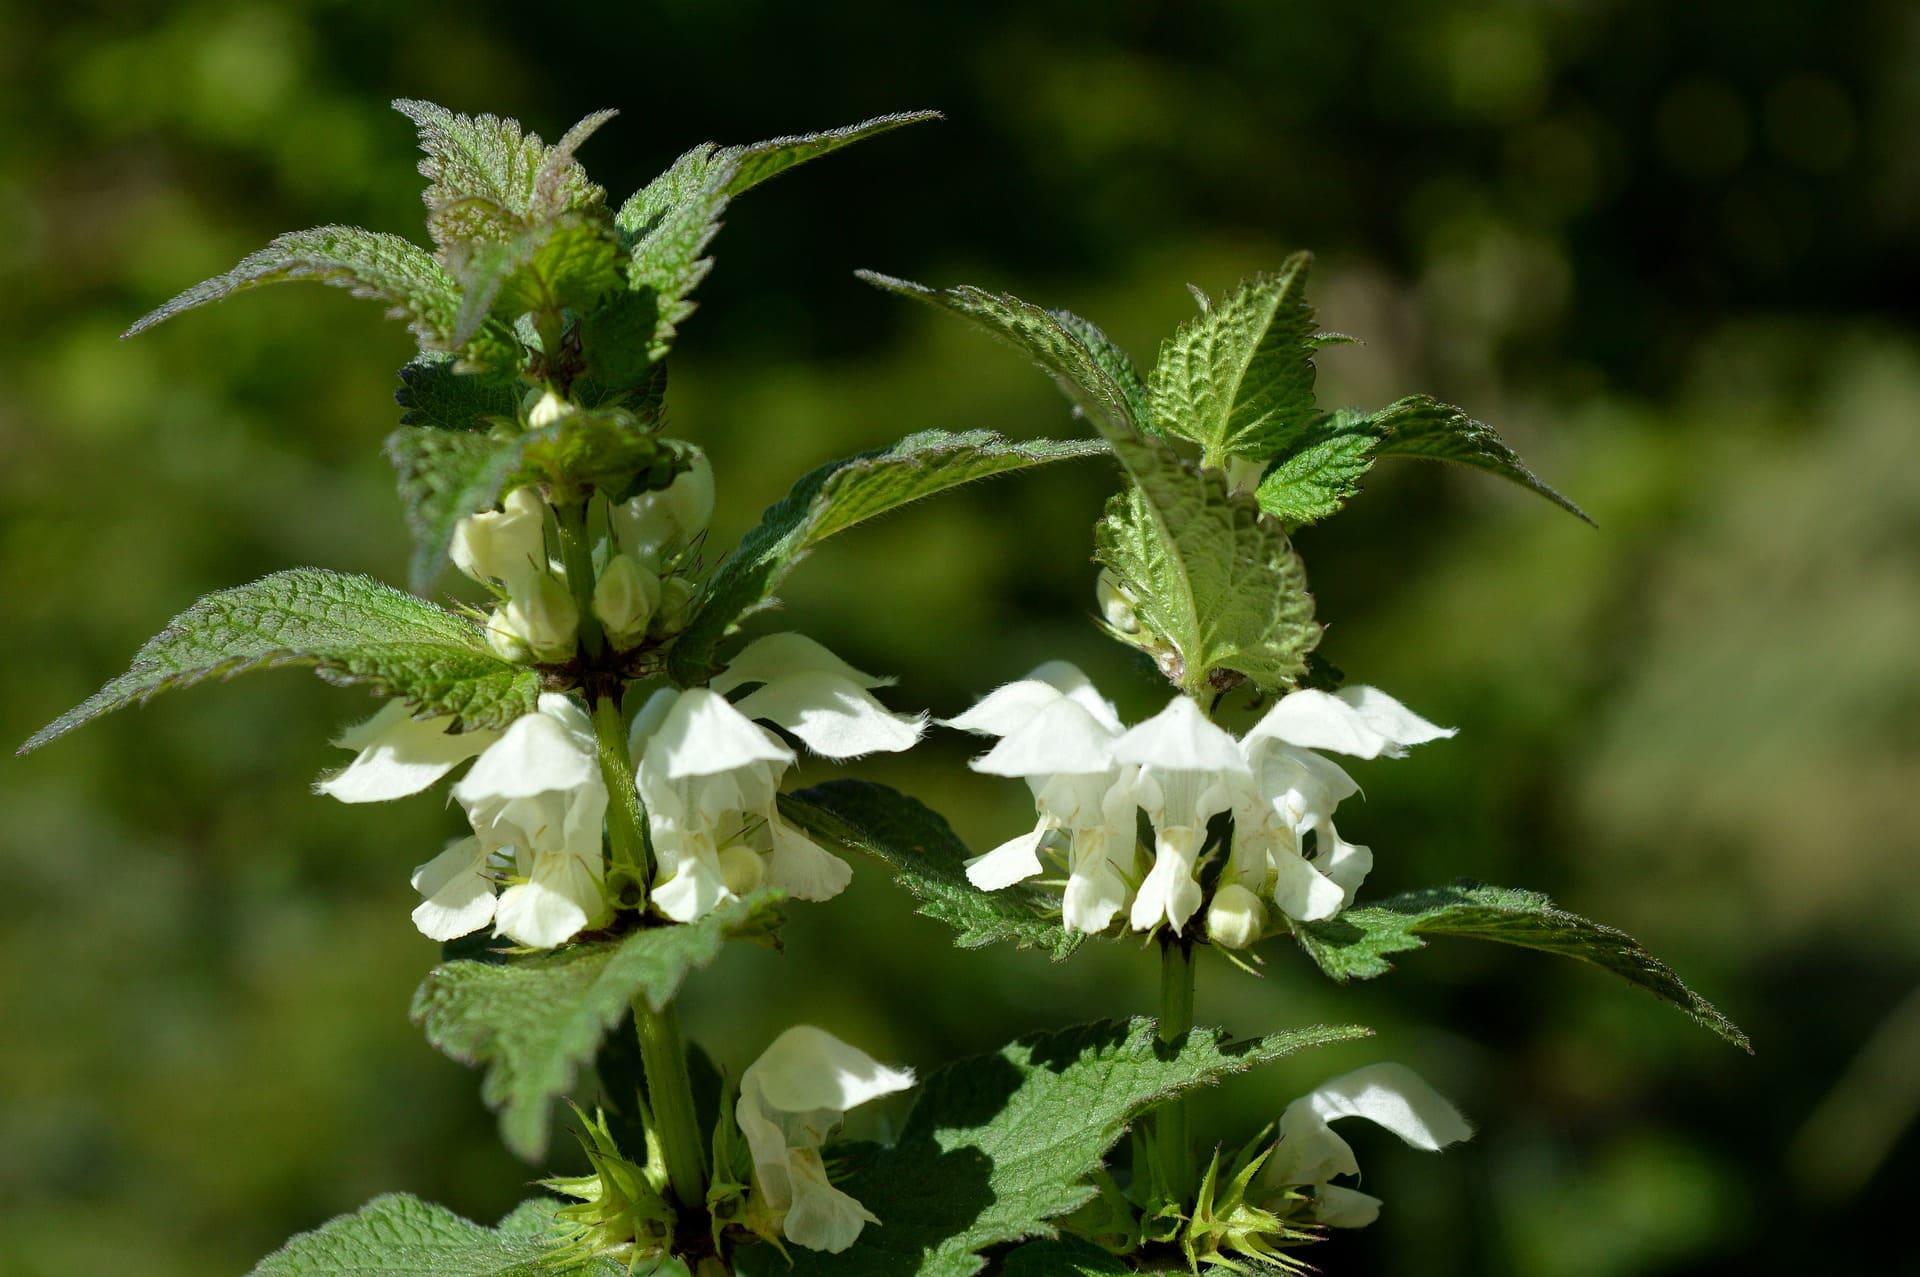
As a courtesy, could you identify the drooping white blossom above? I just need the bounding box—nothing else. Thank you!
[1260,1063,1473,1228]
[451,485,580,664]
[634,634,923,922]
[736,1026,914,1253]
[613,452,716,571]
[450,693,609,948]
[314,700,498,803]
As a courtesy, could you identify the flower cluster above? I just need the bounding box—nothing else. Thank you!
[950,662,1452,945]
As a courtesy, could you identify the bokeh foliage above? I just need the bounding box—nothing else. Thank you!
[2,1,1916,1273]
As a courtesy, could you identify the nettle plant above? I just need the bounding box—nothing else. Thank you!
[24,102,1748,1277]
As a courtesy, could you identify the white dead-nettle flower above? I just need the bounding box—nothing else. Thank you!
[737,1026,915,1254]
[592,552,663,650]
[950,663,1453,939]
[613,452,715,572]
[451,486,548,586]
[451,485,580,664]
[314,700,499,804]
[946,662,1142,934]
[633,634,925,922]
[1259,1063,1473,1228]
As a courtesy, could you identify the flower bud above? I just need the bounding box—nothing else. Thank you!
[486,607,532,662]
[592,553,662,650]
[1097,569,1140,634]
[528,388,572,429]
[1206,883,1267,950]
[452,487,548,585]
[718,842,766,896]
[614,452,715,566]
[503,571,580,663]
[648,574,697,638]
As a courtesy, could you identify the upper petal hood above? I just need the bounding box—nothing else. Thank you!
[1247,687,1455,760]
[1113,695,1248,775]
[733,670,925,759]
[711,632,893,694]
[316,701,498,803]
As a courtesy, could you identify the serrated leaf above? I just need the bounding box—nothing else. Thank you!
[780,780,1080,959]
[742,1018,1368,1277]
[1252,408,1380,527]
[858,272,1141,436]
[247,1193,624,1277]
[449,215,623,350]
[615,147,736,362]
[1293,881,1749,1050]
[1051,308,1154,435]
[395,99,612,264]
[1367,394,1592,523]
[411,891,783,1162]
[1097,431,1320,694]
[668,430,1104,683]
[1147,255,1318,461]
[21,569,537,752]
[387,408,685,592]
[124,225,459,343]
[395,356,523,431]
[721,110,942,195]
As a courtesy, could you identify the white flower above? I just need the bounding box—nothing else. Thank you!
[946,662,1142,933]
[737,1026,914,1253]
[1260,1062,1473,1228]
[613,452,715,570]
[409,835,499,941]
[711,633,926,759]
[314,700,498,803]
[451,486,549,586]
[593,552,662,650]
[1229,686,1453,924]
[1113,695,1244,935]
[451,693,609,948]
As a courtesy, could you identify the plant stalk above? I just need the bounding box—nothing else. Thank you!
[634,994,709,1212]
[555,496,605,660]
[1154,935,1197,1201]
[592,694,652,899]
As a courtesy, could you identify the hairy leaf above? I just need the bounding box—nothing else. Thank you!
[1252,408,1380,527]
[1293,882,1749,1050]
[615,147,736,362]
[743,1018,1369,1277]
[411,891,783,1162]
[1147,255,1317,460]
[1366,394,1592,523]
[248,1193,624,1276]
[1097,431,1320,694]
[858,272,1140,435]
[722,110,942,195]
[668,430,1104,683]
[449,215,622,350]
[124,226,458,343]
[395,357,523,431]
[781,780,1080,959]
[22,570,536,752]
[1051,309,1154,434]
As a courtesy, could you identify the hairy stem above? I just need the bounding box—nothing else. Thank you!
[1153,935,1198,1200]
[634,994,709,1212]
[592,694,652,906]
[555,497,605,660]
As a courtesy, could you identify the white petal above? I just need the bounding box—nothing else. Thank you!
[965,825,1049,890]
[494,858,597,947]
[1316,823,1373,904]
[316,702,495,803]
[1268,850,1349,923]
[971,698,1117,778]
[783,1150,881,1253]
[711,632,893,694]
[1129,827,1206,933]
[1026,660,1125,733]
[652,836,733,923]
[628,687,682,757]
[453,700,597,803]
[1248,687,1454,760]
[1302,1062,1473,1152]
[409,838,496,941]
[644,688,795,780]
[1061,843,1131,933]
[734,670,925,759]
[942,679,1067,737]
[1112,696,1248,774]
[1313,1184,1384,1228]
[745,1025,915,1116]
[764,821,854,902]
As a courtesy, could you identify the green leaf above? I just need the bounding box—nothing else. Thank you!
[124,225,459,343]
[614,146,736,363]
[781,780,1080,960]
[857,272,1142,435]
[1147,255,1318,460]
[722,110,943,195]
[21,569,537,752]
[395,99,613,263]
[395,356,523,431]
[1252,408,1380,527]
[668,430,1105,683]
[1367,395,1592,523]
[387,407,685,592]
[247,1193,623,1276]
[449,215,623,350]
[1096,430,1320,694]
[411,890,783,1162]
[746,1018,1369,1277]
[1051,309,1154,435]
[1001,1238,1130,1275]
[1292,881,1749,1050]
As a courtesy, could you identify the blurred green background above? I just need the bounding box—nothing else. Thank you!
[4,1,1917,1273]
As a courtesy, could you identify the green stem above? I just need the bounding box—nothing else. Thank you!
[1153,936,1197,1200]
[591,694,652,906]
[634,994,709,1212]
[555,496,605,660]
